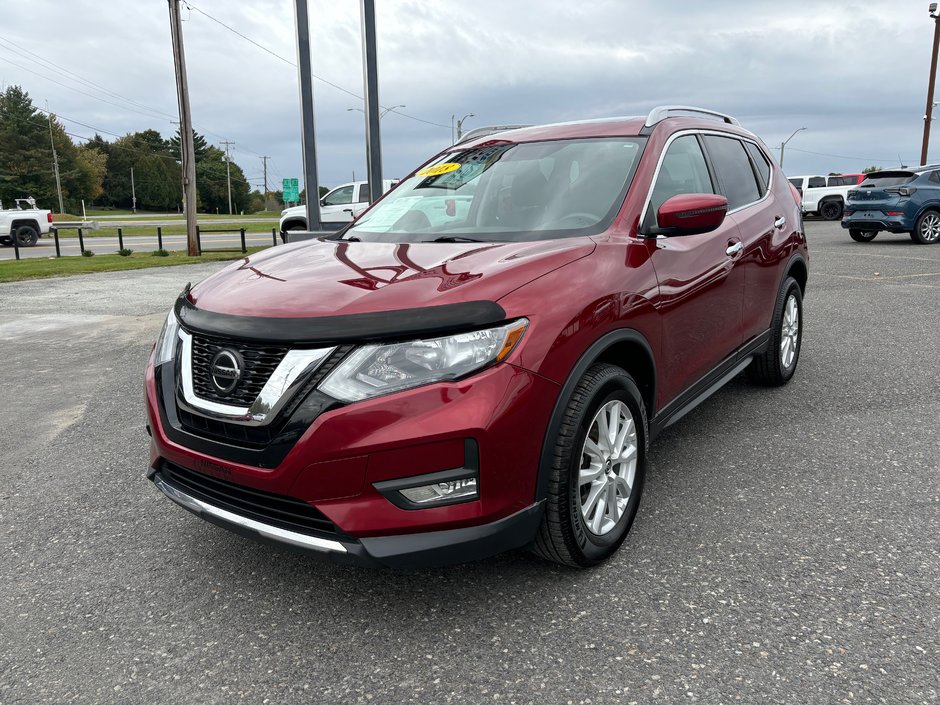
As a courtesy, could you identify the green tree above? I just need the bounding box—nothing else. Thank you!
[0,85,58,209]
[169,129,209,163]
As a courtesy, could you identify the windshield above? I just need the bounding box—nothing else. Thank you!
[341,137,646,243]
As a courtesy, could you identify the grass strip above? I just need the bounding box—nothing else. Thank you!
[0,247,267,283]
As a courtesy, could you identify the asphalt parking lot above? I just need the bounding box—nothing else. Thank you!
[1,220,937,704]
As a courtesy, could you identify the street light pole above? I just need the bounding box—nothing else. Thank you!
[455,113,474,142]
[779,127,807,169]
[922,3,940,166]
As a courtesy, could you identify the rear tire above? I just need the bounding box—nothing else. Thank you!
[849,229,878,242]
[13,224,39,247]
[749,277,803,386]
[819,199,843,221]
[533,364,647,568]
[912,211,940,244]
[0,236,12,247]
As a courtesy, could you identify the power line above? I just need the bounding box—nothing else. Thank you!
[183,2,450,130]
[0,33,178,121]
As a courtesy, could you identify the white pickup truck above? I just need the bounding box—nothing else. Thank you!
[0,197,53,247]
[786,174,863,221]
[279,179,398,237]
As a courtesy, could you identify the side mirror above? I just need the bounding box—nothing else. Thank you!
[320,199,327,207]
[656,193,728,236]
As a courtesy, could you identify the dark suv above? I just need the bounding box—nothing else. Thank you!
[145,106,808,568]
[842,167,940,244]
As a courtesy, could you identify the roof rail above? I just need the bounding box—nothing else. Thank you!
[454,124,532,145]
[645,105,740,128]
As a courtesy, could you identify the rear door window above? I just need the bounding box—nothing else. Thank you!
[702,135,761,210]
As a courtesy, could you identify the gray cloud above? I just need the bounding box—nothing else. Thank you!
[0,0,935,196]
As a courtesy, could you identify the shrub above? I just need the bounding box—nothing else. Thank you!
[151,249,170,257]
[118,248,133,257]
[81,250,94,257]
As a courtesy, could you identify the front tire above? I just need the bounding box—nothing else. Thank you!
[13,224,39,247]
[749,276,803,386]
[849,229,878,242]
[912,211,940,244]
[819,199,843,220]
[533,364,647,568]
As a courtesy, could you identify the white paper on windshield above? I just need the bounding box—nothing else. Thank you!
[355,196,423,232]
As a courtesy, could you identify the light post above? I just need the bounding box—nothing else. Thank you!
[921,3,940,166]
[347,104,405,118]
[452,113,474,143]
[779,127,806,169]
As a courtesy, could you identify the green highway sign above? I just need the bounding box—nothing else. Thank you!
[282,178,299,202]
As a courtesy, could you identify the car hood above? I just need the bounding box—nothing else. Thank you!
[187,238,595,318]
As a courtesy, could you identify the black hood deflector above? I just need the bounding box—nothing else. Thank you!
[175,292,507,345]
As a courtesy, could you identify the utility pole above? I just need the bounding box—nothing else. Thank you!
[168,0,199,255]
[293,0,322,231]
[260,156,269,198]
[360,0,383,204]
[221,139,235,214]
[130,167,137,213]
[45,106,64,214]
[922,3,940,166]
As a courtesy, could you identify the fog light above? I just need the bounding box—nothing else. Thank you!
[398,477,478,505]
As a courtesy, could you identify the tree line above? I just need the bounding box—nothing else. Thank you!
[0,84,278,214]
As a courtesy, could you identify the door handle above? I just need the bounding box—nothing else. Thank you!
[774,216,787,230]
[726,242,743,257]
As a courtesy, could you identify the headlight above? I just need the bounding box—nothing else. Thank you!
[154,308,180,365]
[319,319,528,402]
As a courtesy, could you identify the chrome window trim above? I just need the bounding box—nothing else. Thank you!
[177,329,335,427]
[638,129,774,231]
[154,475,348,554]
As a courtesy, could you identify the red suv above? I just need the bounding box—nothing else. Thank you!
[145,106,808,568]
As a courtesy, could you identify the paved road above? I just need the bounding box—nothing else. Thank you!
[0,231,282,260]
[0,222,937,704]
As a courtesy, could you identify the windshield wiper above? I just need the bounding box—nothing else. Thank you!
[421,236,484,243]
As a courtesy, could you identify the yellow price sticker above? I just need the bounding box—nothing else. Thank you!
[416,162,461,177]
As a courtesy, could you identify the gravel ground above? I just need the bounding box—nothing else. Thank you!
[0,222,937,704]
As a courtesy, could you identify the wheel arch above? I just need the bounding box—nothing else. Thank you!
[785,253,808,295]
[535,328,656,502]
[10,219,40,231]
[280,218,307,232]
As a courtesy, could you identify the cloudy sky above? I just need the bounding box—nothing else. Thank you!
[0,0,936,194]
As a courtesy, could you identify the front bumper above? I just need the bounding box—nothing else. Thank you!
[150,465,544,569]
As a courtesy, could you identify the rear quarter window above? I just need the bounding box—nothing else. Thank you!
[807,177,826,188]
[744,142,771,194]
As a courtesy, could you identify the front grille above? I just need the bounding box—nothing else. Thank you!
[177,408,275,447]
[161,461,338,536]
[191,334,289,406]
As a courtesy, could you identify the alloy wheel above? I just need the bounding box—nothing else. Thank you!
[921,213,940,242]
[780,294,800,369]
[579,400,637,536]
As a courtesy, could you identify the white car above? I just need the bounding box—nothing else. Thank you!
[279,180,399,237]
[0,197,52,247]
[786,175,858,220]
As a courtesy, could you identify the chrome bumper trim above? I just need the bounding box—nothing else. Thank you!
[154,474,348,554]
[176,329,334,427]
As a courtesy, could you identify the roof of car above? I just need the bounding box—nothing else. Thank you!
[455,112,754,149]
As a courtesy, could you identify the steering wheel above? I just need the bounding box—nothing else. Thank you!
[548,212,601,228]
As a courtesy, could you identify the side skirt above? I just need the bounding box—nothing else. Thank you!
[649,329,771,440]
